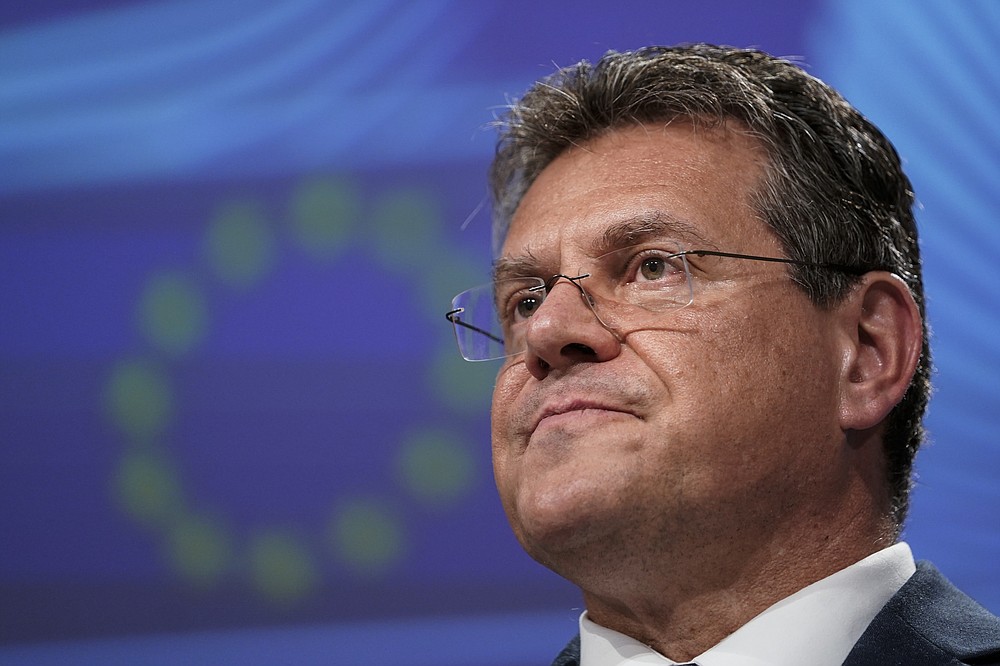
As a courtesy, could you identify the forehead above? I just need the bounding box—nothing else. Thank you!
[500,122,774,260]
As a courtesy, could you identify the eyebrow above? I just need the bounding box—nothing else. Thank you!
[492,250,545,284]
[592,212,714,256]
[492,211,714,283]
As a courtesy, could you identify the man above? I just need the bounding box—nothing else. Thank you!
[445,44,1000,664]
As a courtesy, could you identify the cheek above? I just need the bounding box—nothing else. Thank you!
[490,363,523,435]
[627,307,737,393]
[634,301,834,432]
[490,362,528,475]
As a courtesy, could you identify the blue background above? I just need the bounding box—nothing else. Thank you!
[1,1,997,663]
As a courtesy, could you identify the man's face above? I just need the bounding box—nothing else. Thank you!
[490,122,852,577]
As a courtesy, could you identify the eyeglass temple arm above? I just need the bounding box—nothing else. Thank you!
[446,308,505,345]
[686,250,868,275]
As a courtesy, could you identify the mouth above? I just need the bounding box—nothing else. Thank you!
[532,399,637,432]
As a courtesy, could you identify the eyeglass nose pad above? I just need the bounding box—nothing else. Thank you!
[543,273,622,343]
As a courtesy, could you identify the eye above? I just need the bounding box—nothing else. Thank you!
[495,280,546,325]
[629,250,686,284]
[514,295,542,319]
[638,256,668,281]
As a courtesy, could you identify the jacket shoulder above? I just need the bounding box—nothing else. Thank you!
[847,561,1000,665]
[550,634,580,666]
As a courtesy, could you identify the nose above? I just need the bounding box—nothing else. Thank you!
[522,276,621,379]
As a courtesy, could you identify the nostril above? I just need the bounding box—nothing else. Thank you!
[563,342,597,358]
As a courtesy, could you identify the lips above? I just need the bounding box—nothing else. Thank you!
[531,398,636,432]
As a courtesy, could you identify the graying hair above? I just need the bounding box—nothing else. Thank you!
[489,44,929,528]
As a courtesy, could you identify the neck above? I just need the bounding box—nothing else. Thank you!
[574,500,895,660]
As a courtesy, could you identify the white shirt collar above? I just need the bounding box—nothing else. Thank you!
[579,542,916,666]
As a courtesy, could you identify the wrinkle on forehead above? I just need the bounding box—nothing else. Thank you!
[496,121,774,276]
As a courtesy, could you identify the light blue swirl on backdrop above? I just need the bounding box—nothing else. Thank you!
[0,0,506,195]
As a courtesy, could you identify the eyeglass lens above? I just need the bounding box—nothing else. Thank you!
[449,241,695,361]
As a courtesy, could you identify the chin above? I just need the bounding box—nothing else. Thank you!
[507,475,625,560]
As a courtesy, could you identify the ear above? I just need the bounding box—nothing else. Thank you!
[837,272,923,432]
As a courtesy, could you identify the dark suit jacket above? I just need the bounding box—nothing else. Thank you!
[550,562,1000,665]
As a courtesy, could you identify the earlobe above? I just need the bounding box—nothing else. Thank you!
[838,272,923,431]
